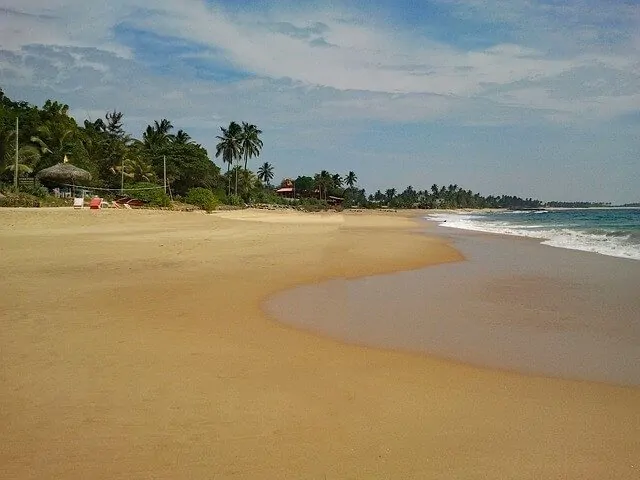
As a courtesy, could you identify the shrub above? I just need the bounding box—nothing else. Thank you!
[127,182,171,208]
[224,194,244,207]
[0,191,72,208]
[0,192,41,207]
[21,184,50,198]
[185,187,219,212]
[298,198,329,212]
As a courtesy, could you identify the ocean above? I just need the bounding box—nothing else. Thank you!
[428,208,640,261]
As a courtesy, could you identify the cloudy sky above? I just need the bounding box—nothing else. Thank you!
[1,0,639,203]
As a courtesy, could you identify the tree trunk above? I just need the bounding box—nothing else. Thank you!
[234,160,239,196]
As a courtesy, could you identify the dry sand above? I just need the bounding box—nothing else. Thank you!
[1,207,638,479]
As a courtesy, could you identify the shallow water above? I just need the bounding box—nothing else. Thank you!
[266,225,640,386]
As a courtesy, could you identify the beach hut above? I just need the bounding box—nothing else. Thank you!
[276,178,295,199]
[36,157,92,196]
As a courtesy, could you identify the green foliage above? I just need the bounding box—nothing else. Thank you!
[225,194,244,206]
[0,191,70,207]
[252,188,290,205]
[127,182,171,207]
[257,161,274,186]
[20,184,50,198]
[185,187,219,212]
[0,192,40,207]
[294,176,314,194]
[298,198,329,212]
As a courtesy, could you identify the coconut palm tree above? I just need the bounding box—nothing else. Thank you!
[30,124,76,170]
[314,170,333,200]
[111,157,155,183]
[257,161,274,186]
[239,122,263,172]
[173,130,193,145]
[1,129,40,177]
[332,173,343,189]
[345,171,357,189]
[215,121,242,196]
[124,157,155,183]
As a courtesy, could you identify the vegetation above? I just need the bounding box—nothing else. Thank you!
[185,187,219,212]
[5,88,617,212]
[545,201,612,208]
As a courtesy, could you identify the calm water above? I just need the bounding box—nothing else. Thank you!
[428,208,640,260]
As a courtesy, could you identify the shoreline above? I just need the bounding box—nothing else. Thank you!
[2,208,639,479]
[266,216,640,386]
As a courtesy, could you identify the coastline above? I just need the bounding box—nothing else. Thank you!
[267,217,640,385]
[1,208,639,479]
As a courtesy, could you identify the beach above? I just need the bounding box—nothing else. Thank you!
[1,208,639,479]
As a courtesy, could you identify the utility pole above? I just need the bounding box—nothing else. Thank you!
[14,117,19,189]
[163,155,167,194]
[120,157,124,194]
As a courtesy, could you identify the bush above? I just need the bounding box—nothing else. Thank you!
[0,191,72,208]
[21,184,50,198]
[0,192,41,207]
[298,198,329,212]
[185,187,219,212]
[127,182,171,208]
[224,194,244,207]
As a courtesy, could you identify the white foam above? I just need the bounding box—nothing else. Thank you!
[426,213,640,261]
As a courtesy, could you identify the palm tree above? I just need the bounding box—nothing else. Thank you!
[215,121,242,195]
[385,188,396,204]
[2,129,40,177]
[332,173,343,189]
[173,130,193,145]
[30,124,76,170]
[257,161,274,187]
[314,170,333,200]
[142,119,174,151]
[345,171,358,189]
[124,157,155,183]
[111,156,155,184]
[239,122,263,171]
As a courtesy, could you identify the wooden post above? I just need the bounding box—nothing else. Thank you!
[14,117,19,189]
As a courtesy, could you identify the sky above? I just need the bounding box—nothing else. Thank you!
[0,0,639,203]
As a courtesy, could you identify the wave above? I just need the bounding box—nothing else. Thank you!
[426,213,640,261]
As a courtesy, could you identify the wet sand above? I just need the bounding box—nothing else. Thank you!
[1,208,639,479]
[267,221,640,385]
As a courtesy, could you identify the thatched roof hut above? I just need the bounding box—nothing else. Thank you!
[36,162,92,185]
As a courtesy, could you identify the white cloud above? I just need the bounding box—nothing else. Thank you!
[0,0,639,202]
[1,0,639,122]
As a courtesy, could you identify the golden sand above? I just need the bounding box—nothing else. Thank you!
[1,208,638,479]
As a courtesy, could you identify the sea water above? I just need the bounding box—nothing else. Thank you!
[428,208,640,261]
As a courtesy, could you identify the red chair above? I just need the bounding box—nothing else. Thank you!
[89,197,102,209]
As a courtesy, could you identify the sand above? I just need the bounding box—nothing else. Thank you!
[268,223,640,385]
[1,207,639,479]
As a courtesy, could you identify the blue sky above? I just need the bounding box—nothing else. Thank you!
[1,0,639,202]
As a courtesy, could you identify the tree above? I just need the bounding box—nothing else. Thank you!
[385,188,396,203]
[294,176,314,196]
[215,121,242,196]
[332,173,343,189]
[239,122,263,171]
[30,124,77,170]
[1,129,40,178]
[345,171,358,189]
[314,170,333,200]
[121,157,155,183]
[173,130,193,145]
[257,161,274,186]
[105,110,125,138]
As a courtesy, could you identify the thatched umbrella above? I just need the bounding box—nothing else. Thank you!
[36,158,92,186]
